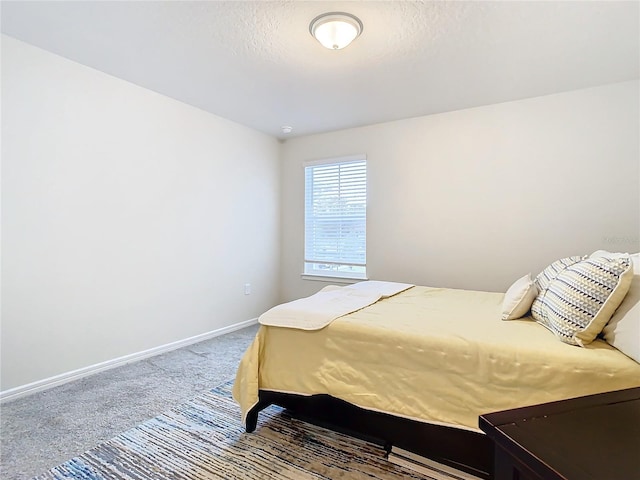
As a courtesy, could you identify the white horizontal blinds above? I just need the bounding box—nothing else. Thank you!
[305,157,366,276]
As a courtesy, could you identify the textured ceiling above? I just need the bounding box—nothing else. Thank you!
[2,1,639,139]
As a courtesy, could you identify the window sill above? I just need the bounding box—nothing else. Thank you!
[300,273,368,285]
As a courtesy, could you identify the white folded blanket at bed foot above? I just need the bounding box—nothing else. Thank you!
[258,281,414,330]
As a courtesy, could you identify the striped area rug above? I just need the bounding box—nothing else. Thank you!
[34,381,454,479]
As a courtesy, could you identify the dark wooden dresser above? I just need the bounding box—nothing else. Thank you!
[479,387,640,480]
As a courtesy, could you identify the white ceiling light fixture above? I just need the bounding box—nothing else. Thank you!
[309,12,363,50]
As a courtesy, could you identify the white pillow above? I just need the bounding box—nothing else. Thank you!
[501,273,538,320]
[602,274,640,363]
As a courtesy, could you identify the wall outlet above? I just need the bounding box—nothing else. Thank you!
[244,283,251,295]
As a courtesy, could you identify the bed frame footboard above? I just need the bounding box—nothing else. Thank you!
[245,389,494,480]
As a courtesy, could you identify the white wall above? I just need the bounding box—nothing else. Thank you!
[280,80,640,301]
[3,33,639,392]
[1,36,280,391]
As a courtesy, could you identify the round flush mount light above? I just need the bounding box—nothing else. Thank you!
[281,125,293,134]
[309,12,363,50]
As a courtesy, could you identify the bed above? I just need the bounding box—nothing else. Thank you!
[233,269,640,479]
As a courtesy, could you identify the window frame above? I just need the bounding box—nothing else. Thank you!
[302,154,368,283]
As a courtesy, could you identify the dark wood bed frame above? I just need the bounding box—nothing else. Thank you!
[245,389,494,479]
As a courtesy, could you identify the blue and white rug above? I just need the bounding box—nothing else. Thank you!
[34,381,457,479]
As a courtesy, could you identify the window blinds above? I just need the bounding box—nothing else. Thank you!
[304,157,366,277]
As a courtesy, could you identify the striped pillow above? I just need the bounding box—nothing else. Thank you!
[531,256,634,346]
[534,256,583,293]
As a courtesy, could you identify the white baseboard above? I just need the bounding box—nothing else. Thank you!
[0,318,258,403]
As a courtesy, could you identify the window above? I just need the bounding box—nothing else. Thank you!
[304,155,367,280]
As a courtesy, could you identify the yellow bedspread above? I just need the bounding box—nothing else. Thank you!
[233,286,640,431]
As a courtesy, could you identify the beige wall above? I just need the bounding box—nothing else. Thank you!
[280,80,640,301]
[1,36,281,391]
